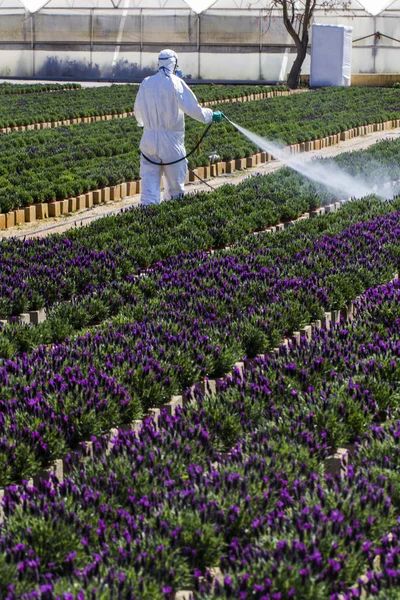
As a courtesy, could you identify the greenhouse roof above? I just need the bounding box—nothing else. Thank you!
[10,0,400,14]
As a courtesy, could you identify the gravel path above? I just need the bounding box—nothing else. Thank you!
[2,126,400,240]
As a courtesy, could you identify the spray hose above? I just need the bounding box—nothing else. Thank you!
[140,114,237,190]
[140,121,215,167]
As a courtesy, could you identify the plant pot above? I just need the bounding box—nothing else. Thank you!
[93,190,101,205]
[5,211,15,228]
[9,313,30,324]
[246,156,256,168]
[290,331,301,346]
[120,182,128,198]
[244,354,265,370]
[210,164,218,177]
[60,199,69,214]
[164,395,183,416]
[76,195,86,210]
[299,325,312,341]
[35,203,49,219]
[233,361,245,378]
[323,312,332,330]
[68,197,77,213]
[189,169,198,183]
[118,420,143,433]
[225,160,235,174]
[148,408,161,430]
[24,205,36,222]
[28,308,46,325]
[14,208,25,225]
[201,166,211,179]
[324,448,349,477]
[85,192,93,208]
[216,161,226,175]
[235,158,247,170]
[101,187,110,203]
[110,185,121,201]
[48,201,61,218]
[126,181,136,196]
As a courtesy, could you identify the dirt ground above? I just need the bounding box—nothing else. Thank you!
[2,126,400,240]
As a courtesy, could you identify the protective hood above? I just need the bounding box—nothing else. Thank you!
[158,49,178,76]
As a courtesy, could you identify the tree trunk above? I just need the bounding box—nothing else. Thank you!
[287,43,308,89]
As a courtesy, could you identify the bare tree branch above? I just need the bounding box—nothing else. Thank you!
[263,0,352,88]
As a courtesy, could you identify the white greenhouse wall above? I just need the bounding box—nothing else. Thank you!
[0,49,32,77]
[0,7,398,80]
[2,49,310,81]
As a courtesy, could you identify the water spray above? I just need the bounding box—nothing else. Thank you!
[220,112,387,201]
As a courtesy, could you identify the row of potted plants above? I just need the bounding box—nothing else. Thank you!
[1,138,400,318]
[185,86,400,165]
[0,83,287,130]
[0,198,399,484]
[0,85,139,128]
[0,118,141,214]
[0,82,81,95]
[0,165,328,317]
[1,197,399,359]
[193,83,288,103]
[1,87,400,214]
[0,194,369,354]
[0,123,396,230]
[0,278,399,598]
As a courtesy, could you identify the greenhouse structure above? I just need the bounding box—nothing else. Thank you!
[0,0,399,82]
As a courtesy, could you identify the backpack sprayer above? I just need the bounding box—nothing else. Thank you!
[140,111,237,190]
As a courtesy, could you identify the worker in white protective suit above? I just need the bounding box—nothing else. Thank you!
[134,49,223,205]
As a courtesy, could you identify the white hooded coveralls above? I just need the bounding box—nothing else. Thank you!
[134,50,213,205]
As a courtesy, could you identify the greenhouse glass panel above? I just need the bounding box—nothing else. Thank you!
[93,12,141,43]
[142,12,196,44]
[34,10,91,41]
[0,12,30,41]
[200,12,260,44]
[260,14,292,45]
